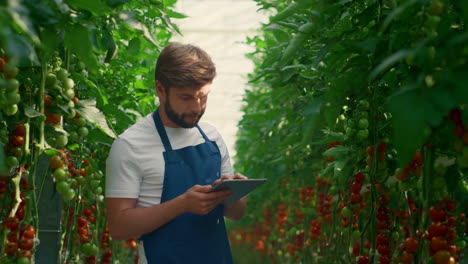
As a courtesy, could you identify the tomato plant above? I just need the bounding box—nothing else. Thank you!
[230,0,468,263]
[0,0,185,262]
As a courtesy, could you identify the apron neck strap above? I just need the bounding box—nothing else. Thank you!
[153,109,209,151]
[153,109,173,151]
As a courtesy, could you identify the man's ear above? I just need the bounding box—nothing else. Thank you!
[155,80,165,98]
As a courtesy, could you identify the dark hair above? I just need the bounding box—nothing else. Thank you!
[155,42,216,89]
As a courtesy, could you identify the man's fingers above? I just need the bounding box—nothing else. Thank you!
[192,184,213,193]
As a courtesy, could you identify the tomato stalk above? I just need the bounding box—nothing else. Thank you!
[9,170,23,218]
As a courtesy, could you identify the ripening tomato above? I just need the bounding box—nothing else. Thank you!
[18,238,33,250]
[16,249,32,259]
[5,241,18,255]
[405,237,419,253]
[6,217,20,231]
[21,225,35,239]
[433,250,454,264]
[12,123,25,137]
[7,231,18,242]
[49,155,64,169]
[45,112,62,125]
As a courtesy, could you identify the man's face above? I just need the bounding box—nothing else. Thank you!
[164,83,211,128]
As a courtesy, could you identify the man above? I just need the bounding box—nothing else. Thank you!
[105,42,247,263]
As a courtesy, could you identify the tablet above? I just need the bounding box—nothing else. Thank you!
[211,179,267,204]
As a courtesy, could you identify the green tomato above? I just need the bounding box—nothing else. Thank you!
[455,240,466,249]
[4,104,18,116]
[391,231,400,241]
[53,168,68,181]
[6,155,19,167]
[346,127,355,137]
[16,257,30,264]
[55,134,68,149]
[3,63,18,79]
[356,129,369,140]
[68,178,77,188]
[94,186,103,195]
[64,89,75,100]
[75,117,86,127]
[358,118,369,129]
[76,176,86,186]
[6,92,20,105]
[5,79,19,92]
[63,188,75,201]
[78,127,89,137]
[90,180,100,189]
[67,109,76,120]
[359,100,369,110]
[351,230,361,240]
[341,206,352,218]
[347,119,355,128]
[56,181,70,194]
[10,147,23,158]
[63,78,75,90]
[93,172,103,180]
[57,68,69,83]
[67,100,75,108]
[46,73,57,86]
[69,131,79,142]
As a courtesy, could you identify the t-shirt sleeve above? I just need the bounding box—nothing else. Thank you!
[216,132,234,176]
[105,138,142,198]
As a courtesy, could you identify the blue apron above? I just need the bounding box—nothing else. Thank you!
[140,110,233,264]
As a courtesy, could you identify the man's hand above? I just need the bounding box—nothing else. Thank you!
[181,185,232,215]
[212,173,248,186]
[212,173,248,221]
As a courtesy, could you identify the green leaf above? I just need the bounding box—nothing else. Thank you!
[75,99,117,138]
[388,89,430,166]
[39,27,60,62]
[369,49,416,81]
[120,11,160,46]
[301,98,324,144]
[24,104,43,118]
[379,0,418,32]
[64,0,111,15]
[165,9,188,19]
[323,146,350,160]
[8,2,40,44]
[5,33,40,66]
[64,24,99,72]
[44,148,59,156]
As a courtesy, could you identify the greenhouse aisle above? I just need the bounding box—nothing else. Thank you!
[172,0,268,160]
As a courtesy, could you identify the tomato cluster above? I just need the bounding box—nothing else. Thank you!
[0,57,21,116]
[344,100,370,141]
[426,200,460,264]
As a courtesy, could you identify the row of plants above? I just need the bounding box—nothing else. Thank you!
[231,0,468,263]
[0,0,184,263]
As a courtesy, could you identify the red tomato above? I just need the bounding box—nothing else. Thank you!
[11,136,24,147]
[5,242,18,255]
[433,250,455,264]
[18,238,33,250]
[21,225,35,239]
[405,237,419,253]
[7,231,18,242]
[6,217,20,231]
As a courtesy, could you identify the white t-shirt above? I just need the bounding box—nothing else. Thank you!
[105,113,234,208]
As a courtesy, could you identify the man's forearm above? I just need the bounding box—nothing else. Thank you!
[107,196,186,241]
[224,197,246,221]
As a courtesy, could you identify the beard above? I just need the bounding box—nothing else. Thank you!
[165,99,204,128]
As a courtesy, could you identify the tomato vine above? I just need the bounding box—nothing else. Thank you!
[231,0,468,263]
